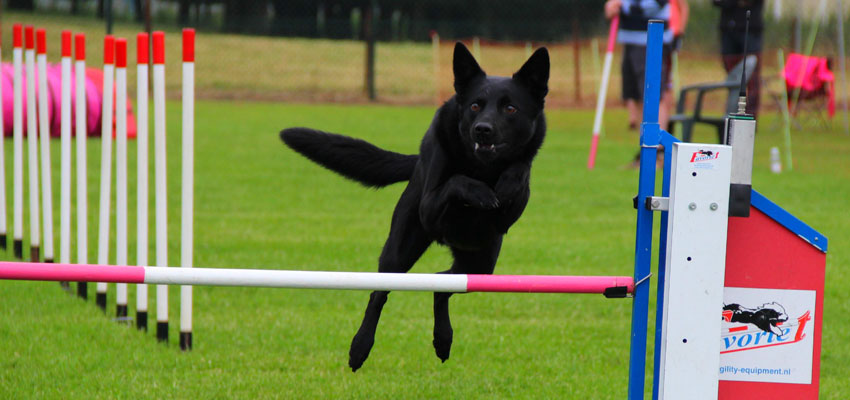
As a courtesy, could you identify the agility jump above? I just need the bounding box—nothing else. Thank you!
[0,20,828,400]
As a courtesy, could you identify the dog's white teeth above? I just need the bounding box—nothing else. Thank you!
[488,144,495,150]
[474,143,480,151]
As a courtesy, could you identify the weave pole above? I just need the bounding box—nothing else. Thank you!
[12,25,24,260]
[0,27,6,252]
[0,262,635,295]
[136,32,150,331]
[95,35,115,311]
[36,29,55,267]
[75,33,88,299]
[152,31,169,343]
[180,28,195,351]
[587,16,618,170]
[25,26,41,263]
[59,31,73,288]
[115,38,129,321]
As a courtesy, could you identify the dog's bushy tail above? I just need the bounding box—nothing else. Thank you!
[280,128,418,188]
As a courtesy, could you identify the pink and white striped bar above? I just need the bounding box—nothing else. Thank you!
[0,262,633,295]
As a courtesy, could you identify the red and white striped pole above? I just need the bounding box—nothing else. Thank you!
[115,38,129,321]
[25,26,41,263]
[96,35,115,311]
[587,16,619,170]
[0,262,635,296]
[12,24,24,260]
[36,29,55,266]
[0,27,7,252]
[136,32,150,331]
[180,28,195,351]
[152,31,169,343]
[75,33,88,299]
[59,31,73,282]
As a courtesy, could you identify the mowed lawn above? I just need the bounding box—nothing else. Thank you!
[0,101,848,398]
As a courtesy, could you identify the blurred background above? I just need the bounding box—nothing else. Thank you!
[1,0,846,112]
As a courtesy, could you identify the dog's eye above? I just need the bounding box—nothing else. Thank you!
[505,105,518,114]
[470,103,480,112]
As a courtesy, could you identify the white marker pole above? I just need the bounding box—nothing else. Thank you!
[75,33,89,299]
[587,16,618,170]
[136,32,150,331]
[96,36,115,311]
[12,25,24,260]
[24,26,41,263]
[115,38,129,322]
[0,32,7,253]
[180,28,195,351]
[36,29,55,267]
[152,31,169,343]
[59,32,73,275]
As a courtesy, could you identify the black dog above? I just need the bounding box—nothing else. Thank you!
[723,302,789,337]
[280,43,549,371]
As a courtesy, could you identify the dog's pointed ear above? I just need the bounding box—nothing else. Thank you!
[453,42,485,93]
[513,47,550,100]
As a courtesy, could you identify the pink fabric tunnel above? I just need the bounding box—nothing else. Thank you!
[2,62,137,138]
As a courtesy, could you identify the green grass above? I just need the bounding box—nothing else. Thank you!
[0,101,847,398]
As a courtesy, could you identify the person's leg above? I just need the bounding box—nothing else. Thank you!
[747,52,761,116]
[627,99,641,129]
[622,45,642,129]
[720,31,762,117]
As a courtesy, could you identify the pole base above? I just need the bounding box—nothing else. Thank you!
[96,292,107,311]
[136,311,148,331]
[13,239,23,259]
[157,322,168,343]
[180,331,192,351]
[116,304,128,323]
[29,246,40,262]
[77,282,88,300]
[51,260,70,290]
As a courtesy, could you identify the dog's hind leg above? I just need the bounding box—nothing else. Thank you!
[349,191,432,372]
[349,290,390,372]
[433,238,503,363]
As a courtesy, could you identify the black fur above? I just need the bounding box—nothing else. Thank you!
[281,129,418,188]
[280,42,549,371]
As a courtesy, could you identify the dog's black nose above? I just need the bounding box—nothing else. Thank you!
[473,122,493,137]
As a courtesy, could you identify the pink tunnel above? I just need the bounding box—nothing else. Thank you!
[1,62,136,138]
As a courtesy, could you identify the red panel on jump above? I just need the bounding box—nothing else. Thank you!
[719,207,825,399]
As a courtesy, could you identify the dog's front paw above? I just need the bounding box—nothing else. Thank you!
[466,189,500,210]
[433,327,453,362]
[349,333,375,372]
[495,165,530,204]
